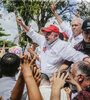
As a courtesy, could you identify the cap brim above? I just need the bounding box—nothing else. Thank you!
[83,27,90,31]
[41,28,52,32]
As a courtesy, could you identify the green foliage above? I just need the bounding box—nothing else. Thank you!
[0,27,5,31]
[76,1,90,19]
[0,32,10,37]
[0,39,16,49]
[0,22,15,48]
[1,0,90,47]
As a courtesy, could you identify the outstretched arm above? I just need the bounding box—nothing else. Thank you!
[27,47,39,61]
[10,72,25,100]
[16,18,30,32]
[50,71,69,100]
[51,0,63,24]
[21,53,42,100]
[51,0,72,38]
[83,57,90,64]
[58,64,69,72]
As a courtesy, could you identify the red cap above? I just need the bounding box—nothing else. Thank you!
[41,25,60,35]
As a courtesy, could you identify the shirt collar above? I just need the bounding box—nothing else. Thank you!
[74,33,83,40]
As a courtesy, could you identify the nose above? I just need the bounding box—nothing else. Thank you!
[72,25,76,29]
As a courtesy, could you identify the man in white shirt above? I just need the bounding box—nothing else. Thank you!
[51,1,83,47]
[0,53,20,100]
[16,18,90,78]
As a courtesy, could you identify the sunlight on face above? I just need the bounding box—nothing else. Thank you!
[72,20,82,37]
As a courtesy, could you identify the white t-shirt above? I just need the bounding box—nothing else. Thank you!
[26,85,68,100]
[39,86,68,100]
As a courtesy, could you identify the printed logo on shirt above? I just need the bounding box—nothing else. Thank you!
[43,47,47,53]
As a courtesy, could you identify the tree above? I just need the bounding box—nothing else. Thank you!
[76,0,90,19]
[0,8,16,48]
[1,0,78,29]
[1,0,89,47]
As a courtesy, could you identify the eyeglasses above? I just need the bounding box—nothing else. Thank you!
[44,32,52,36]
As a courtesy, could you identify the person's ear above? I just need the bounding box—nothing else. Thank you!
[78,75,84,82]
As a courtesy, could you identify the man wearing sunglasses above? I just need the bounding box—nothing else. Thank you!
[74,18,90,57]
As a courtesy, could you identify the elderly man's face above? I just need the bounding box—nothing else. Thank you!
[70,62,80,82]
[72,20,82,37]
[82,30,90,43]
[43,32,57,44]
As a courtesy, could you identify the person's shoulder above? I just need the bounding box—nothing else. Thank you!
[53,39,70,52]
[57,39,70,47]
[74,41,83,50]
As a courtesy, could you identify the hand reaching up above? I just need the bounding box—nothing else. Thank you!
[20,52,32,79]
[51,0,56,13]
[50,71,69,100]
[52,71,69,90]
[16,18,23,26]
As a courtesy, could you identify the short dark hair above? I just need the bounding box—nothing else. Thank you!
[77,61,90,79]
[41,73,50,83]
[1,53,20,76]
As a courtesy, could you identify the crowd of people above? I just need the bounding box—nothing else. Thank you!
[0,1,90,100]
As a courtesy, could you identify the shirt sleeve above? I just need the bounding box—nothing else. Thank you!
[59,22,73,38]
[61,44,88,63]
[26,28,45,46]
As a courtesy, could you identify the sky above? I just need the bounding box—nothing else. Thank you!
[0,0,90,45]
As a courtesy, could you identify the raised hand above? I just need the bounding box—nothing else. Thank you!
[52,71,69,90]
[66,72,82,92]
[51,0,56,13]
[33,67,41,86]
[20,52,32,79]
[50,71,69,100]
[16,18,23,26]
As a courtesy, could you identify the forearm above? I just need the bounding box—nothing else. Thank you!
[50,88,60,100]
[53,11,63,25]
[83,57,90,63]
[67,96,71,100]
[21,23,30,32]
[28,48,39,61]
[66,93,71,100]
[11,73,25,100]
[58,64,69,71]
[24,76,42,100]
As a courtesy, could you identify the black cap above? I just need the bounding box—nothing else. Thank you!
[82,18,90,31]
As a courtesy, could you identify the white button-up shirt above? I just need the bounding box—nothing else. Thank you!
[27,29,88,77]
[60,22,83,47]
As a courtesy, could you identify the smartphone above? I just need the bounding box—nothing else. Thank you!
[60,70,67,77]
